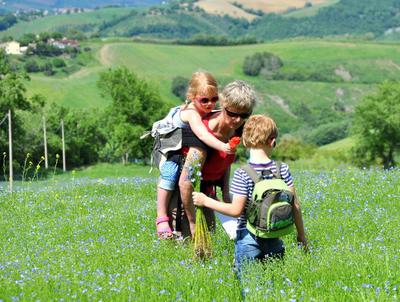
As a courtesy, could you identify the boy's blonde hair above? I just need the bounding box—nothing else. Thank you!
[186,71,218,100]
[220,80,257,112]
[243,115,278,148]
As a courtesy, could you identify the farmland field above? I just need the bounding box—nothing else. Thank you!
[0,165,399,301]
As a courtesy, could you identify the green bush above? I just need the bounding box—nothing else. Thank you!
[24,59,40,72]
[52,57,66,68]
[171,76,189,101]
[242,52,283,77]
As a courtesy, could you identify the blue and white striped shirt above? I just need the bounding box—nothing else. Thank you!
[230,160,294,229]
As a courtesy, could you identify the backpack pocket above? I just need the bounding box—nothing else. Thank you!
[267,202,293,231]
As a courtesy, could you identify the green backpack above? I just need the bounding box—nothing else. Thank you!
[242,163,295,239]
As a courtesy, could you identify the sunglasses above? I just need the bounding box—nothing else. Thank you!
[224,108,251,119]
[197,95,219,104]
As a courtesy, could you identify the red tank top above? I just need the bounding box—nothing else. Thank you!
[201,115,235,181]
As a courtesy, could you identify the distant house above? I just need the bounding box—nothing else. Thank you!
[49,37,79,49]
[0,41,22,55]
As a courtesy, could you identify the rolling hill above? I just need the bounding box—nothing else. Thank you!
[23,39,400,140]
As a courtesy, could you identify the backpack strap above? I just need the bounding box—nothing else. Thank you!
[241,164,262,184]
[274,161,282,179]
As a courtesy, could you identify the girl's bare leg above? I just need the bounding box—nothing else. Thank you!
[178,147,206,236]
[156,187,173,238]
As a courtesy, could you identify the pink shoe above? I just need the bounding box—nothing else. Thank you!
[156,216,173,239]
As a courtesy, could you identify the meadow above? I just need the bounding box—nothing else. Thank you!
[0,164,399,301]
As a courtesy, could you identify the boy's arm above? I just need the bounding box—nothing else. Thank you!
[183,110,232,153]
[192,192,247,217]
[291,187,308,250]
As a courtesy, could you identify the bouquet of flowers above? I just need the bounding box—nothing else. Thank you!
[189,156,212,260]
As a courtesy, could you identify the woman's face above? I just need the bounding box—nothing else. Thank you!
[192,92,219,115]
[222,105,252,130]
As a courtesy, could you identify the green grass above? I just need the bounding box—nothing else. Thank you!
[57,163,159,179]
[318,136,355,152]
[0,167,399,300]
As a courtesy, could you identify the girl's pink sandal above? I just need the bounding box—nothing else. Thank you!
[156,216,173,239]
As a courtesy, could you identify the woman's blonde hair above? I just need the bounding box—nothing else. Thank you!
[243,115,278,148]
[186,71,218,101]
[220,80,257,112]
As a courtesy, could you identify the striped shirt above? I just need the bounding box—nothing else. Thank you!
[230,160,294,229]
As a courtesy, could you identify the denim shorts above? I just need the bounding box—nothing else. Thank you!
[234,228,285,272]
[158,160,179,190]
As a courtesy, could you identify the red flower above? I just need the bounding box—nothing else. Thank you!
[229,136,241,149]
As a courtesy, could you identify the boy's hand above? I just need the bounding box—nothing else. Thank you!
[297,235,309,253]
[192,192,207,207]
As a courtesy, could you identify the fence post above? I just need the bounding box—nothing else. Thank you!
[61,119,66,172]
[8,109,13,193]
[43,116,48,169]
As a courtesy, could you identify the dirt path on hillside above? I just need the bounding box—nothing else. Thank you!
[266,94,297,118]
[66,44,113,80]
[99,44,113,67]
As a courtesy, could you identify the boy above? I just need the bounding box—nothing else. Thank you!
[192,114,307,273]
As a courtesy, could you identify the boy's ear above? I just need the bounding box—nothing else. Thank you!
[269,137,276,148]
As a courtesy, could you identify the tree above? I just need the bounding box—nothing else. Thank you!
[352,81,400,169]
[97,67,167,162]
[0,49,31,175]
[171,76,188,101]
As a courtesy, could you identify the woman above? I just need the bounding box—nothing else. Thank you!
[169,80,257,237]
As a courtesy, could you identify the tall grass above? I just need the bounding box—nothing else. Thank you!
[0,166,399,301]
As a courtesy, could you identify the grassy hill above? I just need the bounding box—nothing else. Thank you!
[0,7,133,38]
[23,39,400,138]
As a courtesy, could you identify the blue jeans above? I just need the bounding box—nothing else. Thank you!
[234,228,285,276]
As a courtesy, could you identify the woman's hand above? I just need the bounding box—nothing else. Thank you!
[222,142,234,154]
[192,192,208,207]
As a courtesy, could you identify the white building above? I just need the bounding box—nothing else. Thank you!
[0,41,22,55]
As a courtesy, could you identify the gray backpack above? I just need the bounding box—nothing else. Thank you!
[141,106,182,169]
[242,163,295,238]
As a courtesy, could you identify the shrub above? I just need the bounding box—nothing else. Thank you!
[242,52,283,76]
[24,59,40,72]
[52,58,66,68]
[41,62,54,76]
[171,76,189,101]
